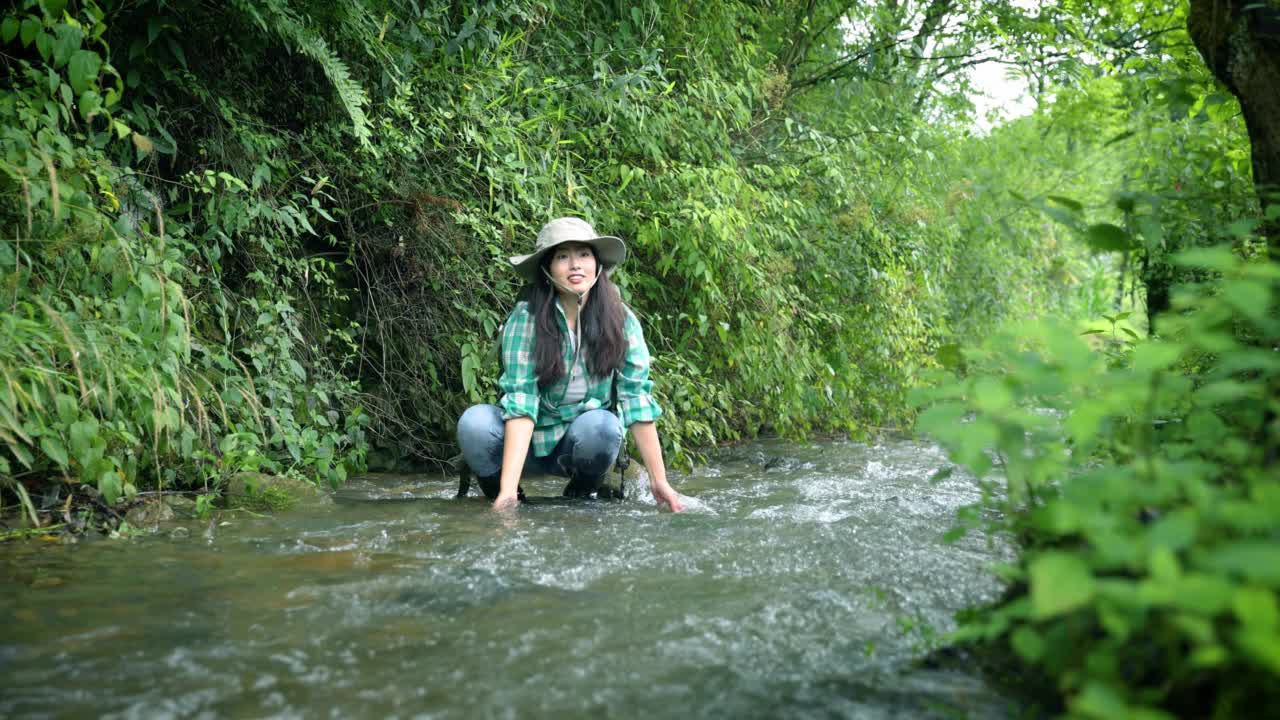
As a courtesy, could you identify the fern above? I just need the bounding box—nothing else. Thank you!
[234,0,372,146]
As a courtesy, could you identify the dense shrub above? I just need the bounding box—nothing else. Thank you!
[0,0,369,516]
[916,235,1280,717]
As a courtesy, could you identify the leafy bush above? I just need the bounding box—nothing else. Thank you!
[0,0,367,517]
[915,237,1280,717]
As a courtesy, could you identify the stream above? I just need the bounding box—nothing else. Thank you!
[2,437,1018,719]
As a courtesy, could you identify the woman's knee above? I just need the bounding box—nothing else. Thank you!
[576,409,622,444]
[456,405,504,474]
[457,404,502,439]
[569,410,622,473]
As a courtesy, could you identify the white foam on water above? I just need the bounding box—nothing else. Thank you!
[746,505,858,524]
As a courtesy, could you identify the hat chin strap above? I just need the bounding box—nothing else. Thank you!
[542,266,601,308]
[542,265,601,381]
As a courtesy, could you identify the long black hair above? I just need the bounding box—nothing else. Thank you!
[525,249,627,390]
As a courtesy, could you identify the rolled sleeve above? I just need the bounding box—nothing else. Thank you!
[616,309,662,427]
[498,303,539,421]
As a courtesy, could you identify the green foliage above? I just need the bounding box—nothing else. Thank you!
[233,0,372,145]
[194,491,216,518]
[916,245,1280,717]
[0,0,1180,512]
[255,0,1045,463]
[0,0,367,512]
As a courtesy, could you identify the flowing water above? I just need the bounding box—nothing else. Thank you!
[2,438,1019,719]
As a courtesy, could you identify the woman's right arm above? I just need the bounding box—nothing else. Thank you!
[495,303,539,510]
[494,417,533,510]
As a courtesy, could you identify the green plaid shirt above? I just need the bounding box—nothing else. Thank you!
[499,299,662,457]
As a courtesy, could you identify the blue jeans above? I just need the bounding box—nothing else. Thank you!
[456,404,623,499]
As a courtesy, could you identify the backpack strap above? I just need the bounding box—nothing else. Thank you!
[610,370,630,499]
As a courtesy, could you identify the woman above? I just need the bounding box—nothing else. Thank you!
[456,217,686,512]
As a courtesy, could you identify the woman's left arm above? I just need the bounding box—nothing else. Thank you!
[630,421,685,512]
[616,308,684,512]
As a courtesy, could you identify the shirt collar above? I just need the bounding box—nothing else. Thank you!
[553,296,580,332]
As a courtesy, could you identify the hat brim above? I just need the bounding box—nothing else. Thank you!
[509,236,626,280]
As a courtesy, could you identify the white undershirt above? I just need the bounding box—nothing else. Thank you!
[561,330,588,405]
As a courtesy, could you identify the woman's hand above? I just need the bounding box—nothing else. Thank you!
[629,421,685,513]
[650,480,685,513]
[492,492,519,512]
[492,416,534,513]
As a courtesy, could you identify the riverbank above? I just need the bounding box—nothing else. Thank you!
[0,472,338,542]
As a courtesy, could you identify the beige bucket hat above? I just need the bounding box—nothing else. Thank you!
[509,217,626,280]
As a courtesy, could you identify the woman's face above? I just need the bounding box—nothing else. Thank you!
[547,242,598,296]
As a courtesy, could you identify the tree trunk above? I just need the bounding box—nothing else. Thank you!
[1142,255,1170,336]
[1115,250,1128,312]
[910,0,954,53]
[1188,1,1280,465]
[1188,0,1280,254]
[909,0,956,109]
[777,0,819,72]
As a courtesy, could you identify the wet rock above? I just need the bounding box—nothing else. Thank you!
[168,526,191,540]
[226,472,332,512]
[620,462,647,483]
[225,471,272,497]
[605,461,648,497]
[125,500,176,528]
[162,495,198,514]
